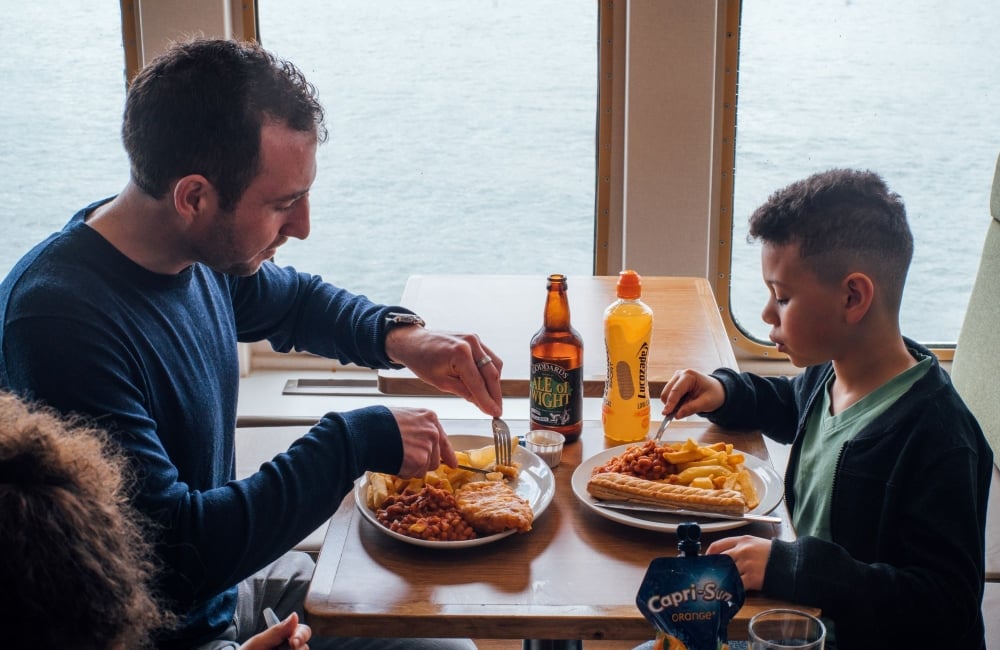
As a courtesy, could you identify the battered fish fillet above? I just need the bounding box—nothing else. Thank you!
[455,480,533,534]
[587,472,747,515]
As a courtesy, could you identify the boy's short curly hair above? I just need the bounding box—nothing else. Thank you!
[0,393,171,648]
[748,169,914,313]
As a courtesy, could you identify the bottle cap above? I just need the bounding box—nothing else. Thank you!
[616,270,642,299]
[676,522,702,556]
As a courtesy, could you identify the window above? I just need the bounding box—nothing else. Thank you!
[257,0,599,305]
[1,1,128,278]
[729,0,999,347]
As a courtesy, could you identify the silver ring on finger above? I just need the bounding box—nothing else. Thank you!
[476,355,493,368]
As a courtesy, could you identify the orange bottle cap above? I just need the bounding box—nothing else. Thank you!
[617,270,642,299]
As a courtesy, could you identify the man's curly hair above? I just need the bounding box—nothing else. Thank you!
[123,37,327,211]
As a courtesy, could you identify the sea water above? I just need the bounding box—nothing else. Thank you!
[1,0,997,343]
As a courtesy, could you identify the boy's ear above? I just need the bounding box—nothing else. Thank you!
[842,272,874,324]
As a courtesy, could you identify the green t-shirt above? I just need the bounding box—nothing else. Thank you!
[792,354,932,540]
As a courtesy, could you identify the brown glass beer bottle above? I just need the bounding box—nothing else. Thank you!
[529,274,584,443]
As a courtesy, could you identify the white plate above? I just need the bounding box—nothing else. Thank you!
[355,434,555,548]
[571,442,784,533]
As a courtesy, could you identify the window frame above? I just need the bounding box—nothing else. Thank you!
[120,0,258,82]
[117,0,957,374]
[712,0,955,364]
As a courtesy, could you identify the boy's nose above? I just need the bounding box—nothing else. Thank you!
[760,301,778,326]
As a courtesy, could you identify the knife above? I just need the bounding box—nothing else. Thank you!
[263,607,281,628]
[593,500,782,524]
[263,608,292,650]
[456,464,492,474]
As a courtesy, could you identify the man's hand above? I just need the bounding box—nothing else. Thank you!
[659,368,726,419]
[386,327,504,417]
[706,534,772,591]
[390,407,459,478]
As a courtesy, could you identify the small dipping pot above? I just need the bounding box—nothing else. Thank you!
[525,429,564,468]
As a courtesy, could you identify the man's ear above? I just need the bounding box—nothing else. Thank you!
[172,175,215,224]
[843,271,874,324]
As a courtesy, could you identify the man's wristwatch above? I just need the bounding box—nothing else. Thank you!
[385,312,426,329]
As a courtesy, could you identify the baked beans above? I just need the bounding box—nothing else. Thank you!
[376,485,477,541]
[592,440,676,481]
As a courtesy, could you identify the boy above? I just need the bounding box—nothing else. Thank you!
[660,169,991,649]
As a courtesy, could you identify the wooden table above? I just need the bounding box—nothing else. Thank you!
[305,419,816,644]
[377,275,737,398]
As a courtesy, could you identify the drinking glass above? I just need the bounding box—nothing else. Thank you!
[748,609,826,649]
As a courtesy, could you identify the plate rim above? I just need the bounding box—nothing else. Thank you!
[571,440,784,534]
[355,434,555,548]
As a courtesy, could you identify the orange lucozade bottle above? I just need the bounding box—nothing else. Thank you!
[602,269,653,442]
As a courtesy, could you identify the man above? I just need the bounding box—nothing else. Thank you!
[0,38,499,649]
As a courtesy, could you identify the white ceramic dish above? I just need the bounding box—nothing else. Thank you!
[524,429,564,467]
[571,442,784,533]
[355,434,555,548]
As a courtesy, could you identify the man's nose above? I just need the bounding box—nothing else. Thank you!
[282,197,311,240]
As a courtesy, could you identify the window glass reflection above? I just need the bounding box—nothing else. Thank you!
[732,0,998,343]
[259,0,598,304]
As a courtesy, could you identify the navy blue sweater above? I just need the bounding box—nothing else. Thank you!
[708,341,991,649]
[0,202,412,647]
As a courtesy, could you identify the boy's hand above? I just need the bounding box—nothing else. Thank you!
[706,535,772,591]
[659,369,725,418]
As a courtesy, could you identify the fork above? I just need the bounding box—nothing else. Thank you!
[651,413,674,443]
[491,417,513,466]
[652,396,689,443]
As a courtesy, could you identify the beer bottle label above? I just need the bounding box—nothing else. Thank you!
[529,360,583,428]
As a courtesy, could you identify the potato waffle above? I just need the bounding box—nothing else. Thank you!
[455,480,533,534]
